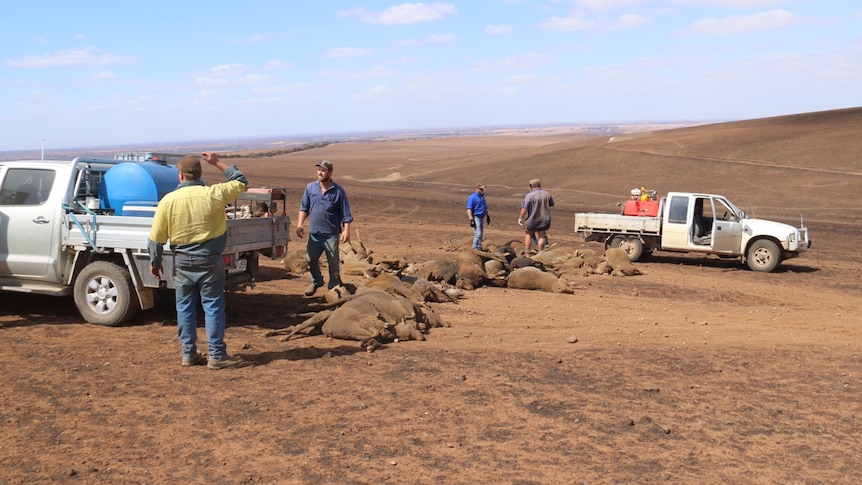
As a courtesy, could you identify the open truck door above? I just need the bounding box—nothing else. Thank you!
[710,196,743,254]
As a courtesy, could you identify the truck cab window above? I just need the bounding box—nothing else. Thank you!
[0,169,55,205]
[667,196,688,224]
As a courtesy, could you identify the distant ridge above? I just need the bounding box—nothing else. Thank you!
[2,107,857,163]
[0,122,703,162]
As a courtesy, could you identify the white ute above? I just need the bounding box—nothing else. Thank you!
[0,157,290,325]
[574,191,811,272]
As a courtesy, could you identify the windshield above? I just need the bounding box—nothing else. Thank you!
[716,197,745,220]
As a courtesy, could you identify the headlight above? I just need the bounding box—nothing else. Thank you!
[788,233,797,243]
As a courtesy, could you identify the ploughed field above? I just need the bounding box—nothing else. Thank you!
[2,108,862,483]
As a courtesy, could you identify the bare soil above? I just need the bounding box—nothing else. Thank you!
[2,108,862,484]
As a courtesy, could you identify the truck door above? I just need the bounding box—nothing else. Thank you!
[0,168,57,278]
[658,194,691,249]
[711,197,743,254]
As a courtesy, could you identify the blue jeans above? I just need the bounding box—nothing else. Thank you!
[472,215,485,250]
[173,253,227,360]
[306,234,341,289]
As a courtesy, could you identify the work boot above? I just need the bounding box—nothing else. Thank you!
[304,283,321,296]
[207,355,245,370]
[182,353,205,367]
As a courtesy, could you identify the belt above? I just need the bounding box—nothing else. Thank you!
[173,252,217,259]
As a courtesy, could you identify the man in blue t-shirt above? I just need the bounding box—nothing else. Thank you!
[295,160,353,296]
[466,184,491,250]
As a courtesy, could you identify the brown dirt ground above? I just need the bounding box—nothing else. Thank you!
[2,108,862,484]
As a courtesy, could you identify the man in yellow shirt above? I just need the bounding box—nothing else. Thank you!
[148,151,247,370]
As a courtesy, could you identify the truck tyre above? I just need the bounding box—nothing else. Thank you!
[73,261,139,326]
[746,239,781,272]
[610,236,644,261]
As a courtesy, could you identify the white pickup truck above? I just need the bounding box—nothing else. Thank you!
[0,157,290,325]
[574,191,811,272]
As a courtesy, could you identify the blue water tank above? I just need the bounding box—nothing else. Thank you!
[99,161,179,216]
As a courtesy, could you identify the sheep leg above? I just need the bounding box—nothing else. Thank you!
[272,310,333,341]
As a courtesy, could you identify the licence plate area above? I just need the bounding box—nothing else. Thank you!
[227,257,248,274]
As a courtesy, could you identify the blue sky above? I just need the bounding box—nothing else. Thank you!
[1,1,860,151]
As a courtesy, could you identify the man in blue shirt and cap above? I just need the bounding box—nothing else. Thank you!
[295,160,353,296]
[466,183,490,251]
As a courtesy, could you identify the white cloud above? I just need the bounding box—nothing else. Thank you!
[233,34,265,44]
[247,83,325,98]
[88,71,116,81]
[539,9,648,32]
[195,77,229,86]
[7,48,131,68]
[393,33,456,47]
[325,47,374,58]
[485,24,514,35]
[395,38,424,47]
[354,85,391,100]
[237,74,275,85]
[340,2,456,25]
[538,16,597,32]
[471,52,556,72]
[506,73,541,83]
[426,33,457,43]
[320,64,397,80]
[573,0,645,10]
[262,60,289,70]
[611,13,650,30]
[673,0,785,7]
[687,9,799,35]
[195,89,222,98]
[380,3,456,24]
[211,64,245,74]
[388,55,425,65]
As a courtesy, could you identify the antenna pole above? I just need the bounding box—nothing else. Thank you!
[41,139,45,160]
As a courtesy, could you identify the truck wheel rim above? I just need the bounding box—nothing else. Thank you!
[84,276,118,314]
[752,248,772,266]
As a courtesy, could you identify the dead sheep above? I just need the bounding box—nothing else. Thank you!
[605,247,643,276]
[484,259,506,279]
[268,289,438,351]
[282,249,309,275]
[367,272,460,304]
[404,259,458,284]
[340,259,382,277]
[509,256,543,271]
[368,252,409,272]
[575,248,603,267]
[400,275,462,303]
[506,266,574,294]
[439,237,475,252]
[455,250,487,290]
